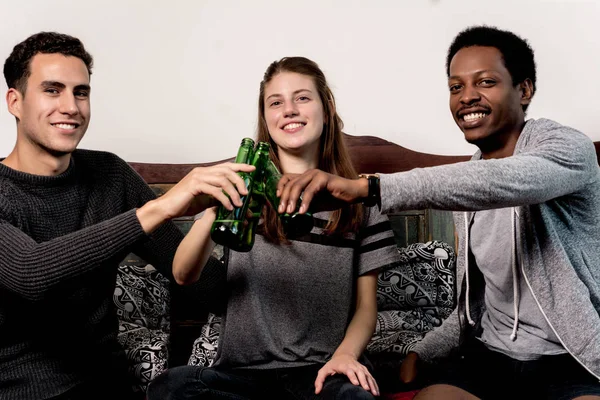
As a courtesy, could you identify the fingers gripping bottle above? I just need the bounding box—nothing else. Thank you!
[210,141,270,252]
[210,138,256,251]
[263,160,314,237]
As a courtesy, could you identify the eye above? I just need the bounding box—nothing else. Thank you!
[74,90,89,99]
[44,88,59,95]
[449,84,462,93]
[269,100,282,107]
[297,96,310,102]
[479,79,496,87]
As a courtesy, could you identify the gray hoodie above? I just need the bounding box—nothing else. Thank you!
[379,118,600,379]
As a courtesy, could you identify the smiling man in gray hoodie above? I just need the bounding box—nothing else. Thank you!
[276,26,600,399]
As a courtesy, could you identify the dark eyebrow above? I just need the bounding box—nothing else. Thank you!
[449,70,498,80]
[40,80,65,89]
[74,84,91,92]
[265,89,313,102]
[40,81,91,92]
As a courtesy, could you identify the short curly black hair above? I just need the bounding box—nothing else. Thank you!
[446,26,536,111]
[3,32,93,95]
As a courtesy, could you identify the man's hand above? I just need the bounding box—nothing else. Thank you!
[314,354,379,396]
[399,351,419,384]
[276,169,368,215]
[137,162,255,233]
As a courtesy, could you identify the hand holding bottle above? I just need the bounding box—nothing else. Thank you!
[276,169,369,215]
[137,162,255,234]
[211,140,270,252]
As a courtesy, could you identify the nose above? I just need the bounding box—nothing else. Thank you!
[283,101,299,118]
[460,84,481,105]
[58,93,79,116]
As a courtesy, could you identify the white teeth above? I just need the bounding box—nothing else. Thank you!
[54,123,77,129]
[283,122,304,131]
[463,113,486,122]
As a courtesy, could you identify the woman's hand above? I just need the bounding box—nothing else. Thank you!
[314,354,379,396]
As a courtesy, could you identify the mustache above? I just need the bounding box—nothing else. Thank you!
[456,104,491,118]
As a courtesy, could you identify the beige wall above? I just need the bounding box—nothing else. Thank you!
[1,0,598,163]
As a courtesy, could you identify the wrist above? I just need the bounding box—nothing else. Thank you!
[357,174,381,209]
[332,349,359,360]
[356,177,369,200]
[136,199,170,234]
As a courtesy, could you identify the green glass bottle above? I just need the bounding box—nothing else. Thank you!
[237,179,265,252]
[210,138,255,250]
[211,141,270,252]
[234,142,271,251]
[263,160,314,237]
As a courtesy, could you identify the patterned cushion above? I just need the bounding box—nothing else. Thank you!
[368,241,456,356]
[188,313,221,367]
[187,241,457,368]
[118,322,169,392]
[114,259,170,393]
[115,263,170,332]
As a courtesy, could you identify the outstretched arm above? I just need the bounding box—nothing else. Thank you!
[0,160,253,302]
[278,126,596,215]
[172,207,219,285]
[0,210,147,302]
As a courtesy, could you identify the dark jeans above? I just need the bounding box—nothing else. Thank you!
[147,363,376,400]
[429,339,600,400]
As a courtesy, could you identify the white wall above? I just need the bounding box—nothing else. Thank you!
[1,0,598,163]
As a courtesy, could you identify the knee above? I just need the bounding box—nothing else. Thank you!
[337,385,376,400]
[147,365,202,400]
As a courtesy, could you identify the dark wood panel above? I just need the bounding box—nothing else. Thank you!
[129,134,472,184]
[129,135,600,184]
[344,134,470,174]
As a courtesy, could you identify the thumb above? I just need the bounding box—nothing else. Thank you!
[314,368,328,394]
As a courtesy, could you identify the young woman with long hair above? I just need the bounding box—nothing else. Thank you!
[148,57,400,400]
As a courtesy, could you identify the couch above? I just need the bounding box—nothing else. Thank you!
[186,241,456,395]
[113,240,456,396]
[117,134,600,396]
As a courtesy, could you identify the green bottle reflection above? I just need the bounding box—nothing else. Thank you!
[235,143,270,252]
[210,139,314,251]
[210,138,256,251]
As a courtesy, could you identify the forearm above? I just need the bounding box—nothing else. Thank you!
[411,305,462,362]
[136,198,171,234]
[173,209,217,285]
[380,133,597,214]
[334,305,377,359]
[334,273,378,359]
[0,210,145,301]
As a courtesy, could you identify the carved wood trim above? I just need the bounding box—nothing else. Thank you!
[129,134,600,184]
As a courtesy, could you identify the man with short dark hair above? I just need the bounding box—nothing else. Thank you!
[277,26,600,399]
[0,32,252,399]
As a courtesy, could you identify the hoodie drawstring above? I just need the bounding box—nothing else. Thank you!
[509,207,520,341]
[464,213,476,326]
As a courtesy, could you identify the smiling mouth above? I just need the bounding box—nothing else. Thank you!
[461,112,489,123]
[282,122,305,131]
[52,123,79,130]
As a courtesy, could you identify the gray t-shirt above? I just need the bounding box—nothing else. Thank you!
[470,208,566,360]
[212,208,401,369]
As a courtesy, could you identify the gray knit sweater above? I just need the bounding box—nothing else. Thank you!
[0,150,185,399]
[379,118,600,380]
